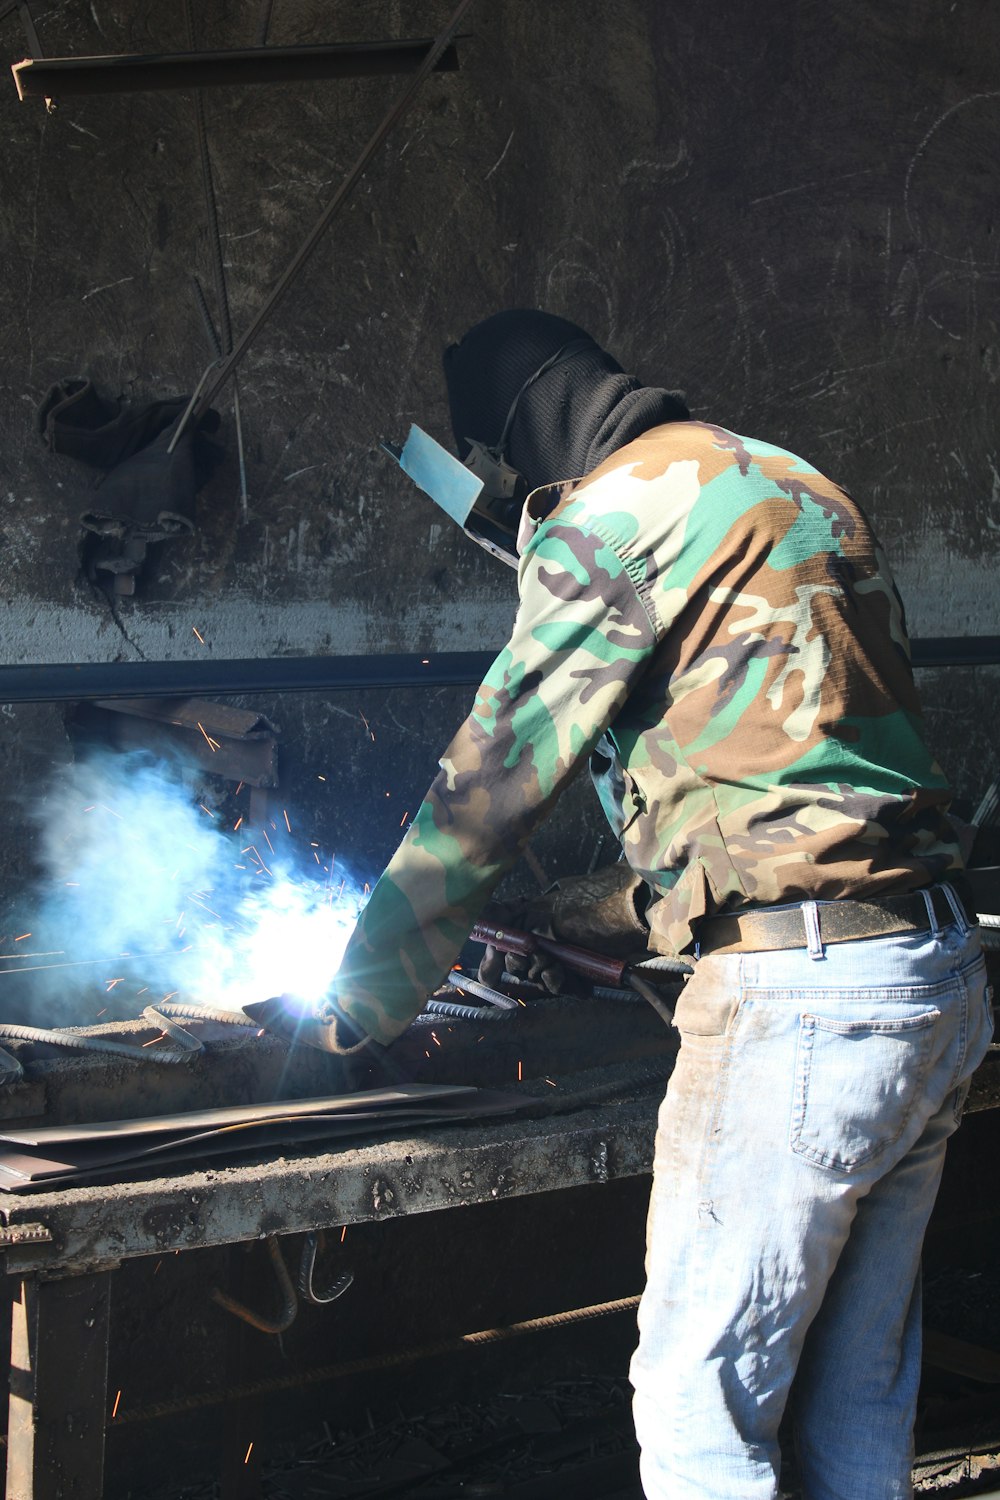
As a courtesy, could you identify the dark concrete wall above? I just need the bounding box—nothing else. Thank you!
[0,0,998,906]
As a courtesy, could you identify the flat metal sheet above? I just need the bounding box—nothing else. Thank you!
[0,1091,523,1191]
[0,1064,665,1270]
[0,1083,502,1146]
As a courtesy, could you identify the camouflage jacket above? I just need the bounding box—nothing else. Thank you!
[334,421,961,1045]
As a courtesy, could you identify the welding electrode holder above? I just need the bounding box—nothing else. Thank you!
[470,912,680,1032]
[468,921,677,1026]
[470,921,627,988]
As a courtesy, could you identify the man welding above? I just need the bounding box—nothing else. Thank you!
[285,310,994,1498]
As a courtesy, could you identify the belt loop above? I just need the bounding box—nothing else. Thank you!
[941,882,969,935]
[921,886,941,938]
[802,901,825,960]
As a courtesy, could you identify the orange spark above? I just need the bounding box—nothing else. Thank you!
[340,1226,347,1243]
[517,1059,522,1081]
[111,1390,122,1419]
[234,817,243,832]
[283,809,291,833]
[399,810,410,826]
[244,1442,253,1465]
[196,722,217,753]
[261,828,275,855]
[192,626,205,644]
[199,804,215,819]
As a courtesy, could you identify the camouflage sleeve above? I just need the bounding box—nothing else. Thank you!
[331,517,661,1045]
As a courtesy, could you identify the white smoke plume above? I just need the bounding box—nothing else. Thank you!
[4,750,372,1024]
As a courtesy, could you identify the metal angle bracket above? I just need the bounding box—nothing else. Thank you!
[12,37,463,101]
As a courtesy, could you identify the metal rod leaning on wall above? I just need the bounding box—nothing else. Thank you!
[169,0,477,441]
[0,638,997,704]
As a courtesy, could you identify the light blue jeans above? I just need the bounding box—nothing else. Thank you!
[630,890,994,1500]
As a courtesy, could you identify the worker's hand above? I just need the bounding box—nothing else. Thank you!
[314,992,388,1055]
[476,865,650,995]
[478,932,568,995]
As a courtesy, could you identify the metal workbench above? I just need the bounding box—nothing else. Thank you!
[0,1060,664,1500]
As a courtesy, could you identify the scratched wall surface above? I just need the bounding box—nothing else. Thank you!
[0,0,998,908]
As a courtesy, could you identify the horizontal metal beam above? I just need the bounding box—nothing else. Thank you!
[0,637,998,704]
[909,635,1000,668]
[0,1086,659,1275]
[0,652,496,703]
[12,38,460,99]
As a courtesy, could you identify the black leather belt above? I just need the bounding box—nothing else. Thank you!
[696,885,975,957]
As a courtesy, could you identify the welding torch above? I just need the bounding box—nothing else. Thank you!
[468,920,678,1025]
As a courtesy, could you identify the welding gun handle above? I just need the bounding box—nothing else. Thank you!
[468,921,628,988]
[470,920,535,956]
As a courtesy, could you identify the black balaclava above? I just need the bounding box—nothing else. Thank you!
[443,309,689,493]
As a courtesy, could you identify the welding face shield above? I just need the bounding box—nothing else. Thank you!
[384,337,593,568]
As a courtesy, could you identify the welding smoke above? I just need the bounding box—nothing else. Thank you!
[7,750,370,1022]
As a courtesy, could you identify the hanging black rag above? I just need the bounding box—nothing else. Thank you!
[36,377,223,584]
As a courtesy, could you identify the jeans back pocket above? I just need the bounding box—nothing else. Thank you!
[790,1008,939,1173]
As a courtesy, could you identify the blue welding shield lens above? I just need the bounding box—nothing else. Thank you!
[392,424,484,527]
[384,425,522,568]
